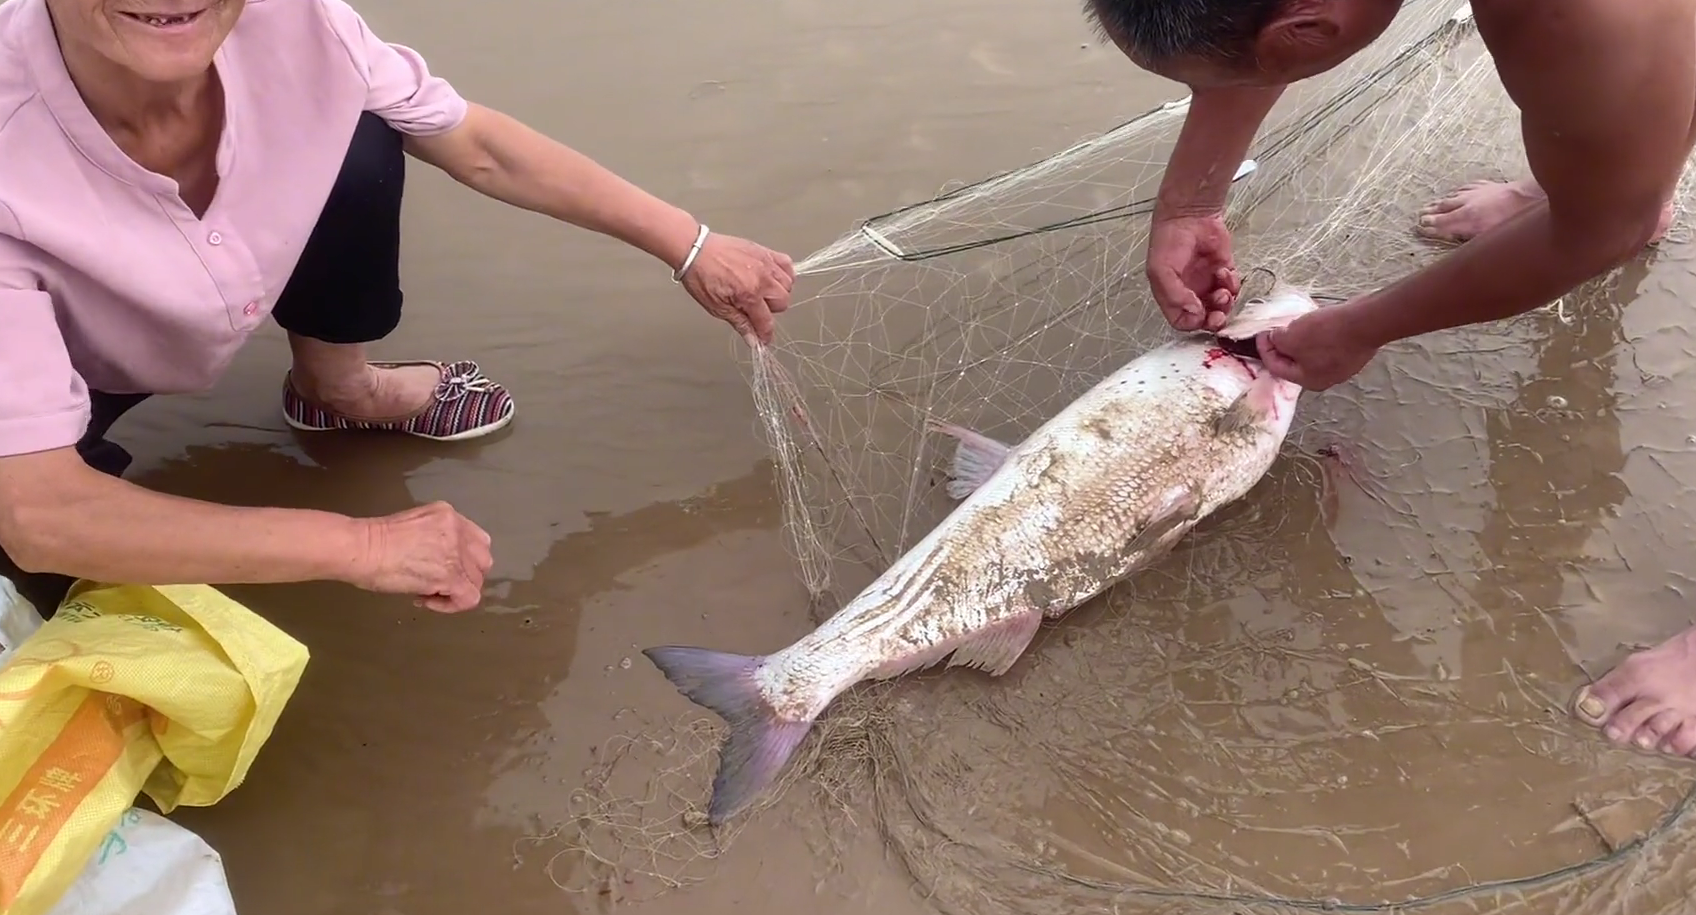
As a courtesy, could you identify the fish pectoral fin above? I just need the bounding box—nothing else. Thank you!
[946,609,1043,677]
[1126,484,1204,556]
[1213,376,1282,438]
[928,419,1015,500]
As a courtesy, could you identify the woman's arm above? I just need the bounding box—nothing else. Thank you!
[401,104,702,271]
[0,447,366,585]
[0,447,494,612]
[400,102,797,342]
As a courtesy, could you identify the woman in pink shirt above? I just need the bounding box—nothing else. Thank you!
[0,0,796,613]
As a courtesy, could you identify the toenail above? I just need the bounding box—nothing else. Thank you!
[1578,695,1607,718]
[1605,726,1624,742]
[1636,733,1655,749]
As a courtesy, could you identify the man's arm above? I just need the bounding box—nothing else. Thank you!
[401,104,702,273]
[0,448,368,585]
[1347,0,1696,347]
[1155,85,1287,219]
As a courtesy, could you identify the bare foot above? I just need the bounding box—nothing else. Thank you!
[295,363,443,420]
[1416,179,1545,242]
[1418,178,1676,245]
[1572,624,1696,758]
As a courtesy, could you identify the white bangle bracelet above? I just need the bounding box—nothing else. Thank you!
[671,223,711,283]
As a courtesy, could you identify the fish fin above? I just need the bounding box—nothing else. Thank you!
[642,647,813,826]
[928,420,1015,499]
[1217,282,1318,341]
[946,610,1043,677]
[1126,484,1205,557]
[868,642,956,680]
[1213,375,1283,438]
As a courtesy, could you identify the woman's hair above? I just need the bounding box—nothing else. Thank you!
[1083,0,1291,63]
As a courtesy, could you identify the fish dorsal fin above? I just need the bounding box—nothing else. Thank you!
[929,420,1016,500]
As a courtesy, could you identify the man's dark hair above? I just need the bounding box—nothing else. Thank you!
[1083,0,1290,62]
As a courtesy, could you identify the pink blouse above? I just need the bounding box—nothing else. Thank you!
[0,0,469,457]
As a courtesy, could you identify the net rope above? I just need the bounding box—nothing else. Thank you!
[534,3,1696,912]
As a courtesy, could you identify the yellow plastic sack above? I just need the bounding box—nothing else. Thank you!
[0,580,309,915]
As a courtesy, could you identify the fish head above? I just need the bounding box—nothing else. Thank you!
[1211,280,1322,408]
[1204,281,1319,432]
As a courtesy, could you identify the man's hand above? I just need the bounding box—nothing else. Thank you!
[1147,213,1241,332]
[679,233,797,344]
[1256,304,1380,391]
[352,502,494,613]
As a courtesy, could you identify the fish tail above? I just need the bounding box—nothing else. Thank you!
[641,646,814,825]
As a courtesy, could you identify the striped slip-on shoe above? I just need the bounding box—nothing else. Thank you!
[282,359,516,442]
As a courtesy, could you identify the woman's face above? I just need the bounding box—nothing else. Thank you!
[47,0,246,83]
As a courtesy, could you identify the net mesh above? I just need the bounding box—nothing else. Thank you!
[538,3,1696,912]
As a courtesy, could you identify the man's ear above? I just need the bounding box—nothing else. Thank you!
[1254,10,1343,69]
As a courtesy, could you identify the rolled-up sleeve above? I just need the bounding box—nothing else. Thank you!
[0,232,89,458]
[317,0,469,136]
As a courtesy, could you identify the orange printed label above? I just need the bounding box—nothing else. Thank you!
[0,693,147,906]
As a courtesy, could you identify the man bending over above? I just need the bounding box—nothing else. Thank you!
[1084,0,1696,757]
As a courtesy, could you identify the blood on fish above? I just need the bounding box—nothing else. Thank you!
[1201,347,1258,379]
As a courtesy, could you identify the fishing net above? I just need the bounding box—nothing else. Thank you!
[539,2,1696,912]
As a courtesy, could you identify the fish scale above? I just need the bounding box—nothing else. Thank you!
[644,282,1322,825]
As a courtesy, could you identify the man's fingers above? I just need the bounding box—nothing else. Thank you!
[773,252,797,284]
[1256,332,1303,384]
[1148,266,1204,330]
[1216,266,1240,297]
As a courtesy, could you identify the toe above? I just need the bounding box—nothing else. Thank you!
[1573,684,1615,725]
[1601,697,1661,745]
[1658,721,1696,757]
[1415,214,1471,242]
[1420,196,1466,216]
[1635,708,1684,750]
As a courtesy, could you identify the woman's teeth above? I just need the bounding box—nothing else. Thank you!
[125,11,201,26]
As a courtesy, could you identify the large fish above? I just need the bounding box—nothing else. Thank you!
[645,282,1320,824]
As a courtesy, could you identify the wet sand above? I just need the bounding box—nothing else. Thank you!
[61,0,1696,913]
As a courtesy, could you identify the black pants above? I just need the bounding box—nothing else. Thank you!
[8,112,410,611]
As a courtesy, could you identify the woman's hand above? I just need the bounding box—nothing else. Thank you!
[353,502,493,613]
[679,232,797,344]
[1146,213,1240,332]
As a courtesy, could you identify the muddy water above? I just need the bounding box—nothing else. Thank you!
[99,1,1157,913]
[73,0,1696,913]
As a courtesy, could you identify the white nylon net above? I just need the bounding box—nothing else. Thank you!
[543,3,1696,913]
